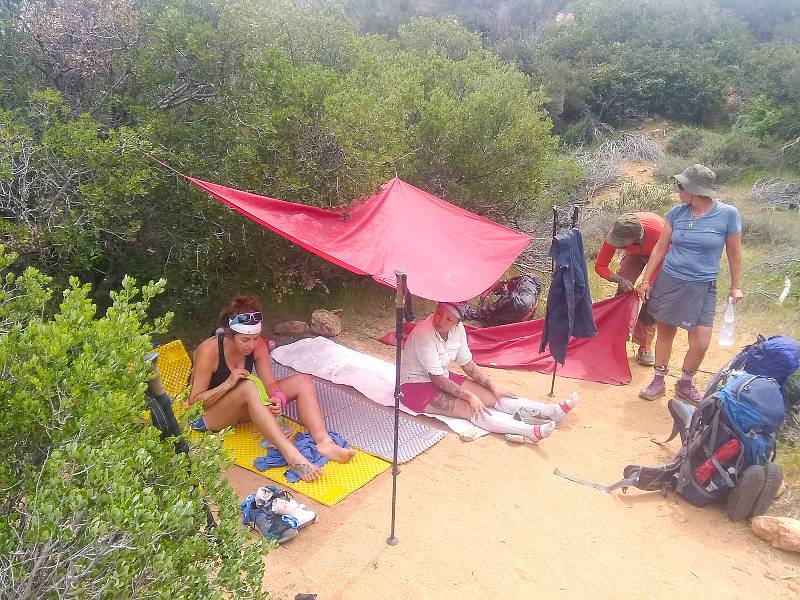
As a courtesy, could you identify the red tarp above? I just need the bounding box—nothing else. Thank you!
[380,293,640,385]
[187,176,531,302]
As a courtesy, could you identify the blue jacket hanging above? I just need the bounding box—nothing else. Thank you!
[539,229,598,364]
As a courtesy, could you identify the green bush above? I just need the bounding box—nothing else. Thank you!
[666,127,713,158]
[654,154,689,183]
[597,181,674,214]
[0,247,265,599]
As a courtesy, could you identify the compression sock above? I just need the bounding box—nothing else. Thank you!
[495,393,579,424]
[469,410,555,443]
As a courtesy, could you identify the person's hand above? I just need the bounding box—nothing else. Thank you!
[269,402,282,417]
[615,277,634,293]
[635,281,652,301]
[495,390,518,401]
[464,391,491,418]
[225,368,250,389]
[729,287,743,304]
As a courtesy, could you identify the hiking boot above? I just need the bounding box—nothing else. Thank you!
[636,348,655,366]
[639,377,666,401]
[675,380,704,405]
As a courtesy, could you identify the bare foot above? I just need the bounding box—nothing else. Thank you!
[317,438,356,463]
[291,459,322,482]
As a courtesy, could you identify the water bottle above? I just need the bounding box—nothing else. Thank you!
[717,298,735,347]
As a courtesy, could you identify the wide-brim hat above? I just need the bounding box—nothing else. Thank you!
[606,213,643,248]
[674,164,717,197]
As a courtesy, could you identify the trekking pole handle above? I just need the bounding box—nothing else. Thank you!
[394,270,407,309]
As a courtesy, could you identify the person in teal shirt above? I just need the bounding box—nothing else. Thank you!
[636,164,743,404]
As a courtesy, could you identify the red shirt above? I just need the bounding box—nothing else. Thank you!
[594,212,665,281]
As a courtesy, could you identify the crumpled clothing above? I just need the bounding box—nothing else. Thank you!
[253,431,349,483]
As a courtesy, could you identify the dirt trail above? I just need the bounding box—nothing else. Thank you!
[227,317,800,599]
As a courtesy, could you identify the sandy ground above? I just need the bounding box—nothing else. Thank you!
[226,314,800,600]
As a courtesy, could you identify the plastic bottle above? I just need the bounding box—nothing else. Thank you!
[717,298,735,347]
[704,466,737,494]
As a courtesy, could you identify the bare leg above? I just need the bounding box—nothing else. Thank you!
[461,379,497,406]
[683,325,712,373]
[203,380,322,481]
[278,374,355,464]
[654,322,678,368]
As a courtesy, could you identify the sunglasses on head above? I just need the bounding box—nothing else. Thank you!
[676,181,684,191]
[230,312,262,325]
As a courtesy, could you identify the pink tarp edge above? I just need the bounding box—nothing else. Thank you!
[186,176,531,302]
[380,293,640,385]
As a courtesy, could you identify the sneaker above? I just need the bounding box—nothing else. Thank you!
[636,348,656,366]
[504,421,555,444]
[272,497,316,528]
[252,509,298,543]
[513,407,554,426]
[639,377,666,401]
[674,379,704,405]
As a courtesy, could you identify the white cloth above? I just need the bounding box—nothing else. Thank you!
[399,314,472,384]
[269,336,490,438]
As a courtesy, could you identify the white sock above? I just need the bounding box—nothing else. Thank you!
[496,393,579,424]
[470,410,555,443]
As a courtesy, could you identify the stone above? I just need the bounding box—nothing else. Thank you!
[309,309,342,337]
[751,516,800,553]
[273,320,310,336]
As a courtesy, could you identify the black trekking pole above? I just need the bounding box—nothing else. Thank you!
[548,206,559,397]
[387,269,407,546]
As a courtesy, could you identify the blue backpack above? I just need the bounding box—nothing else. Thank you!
[717,372,785,466]
[740,336,800,390]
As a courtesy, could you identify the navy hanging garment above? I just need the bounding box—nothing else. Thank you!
[540,229,598,364]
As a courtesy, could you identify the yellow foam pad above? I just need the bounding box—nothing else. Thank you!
[155,340,192,398]
[195,421,390,506]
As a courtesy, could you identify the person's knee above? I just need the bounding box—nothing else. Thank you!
[239,379,261,403]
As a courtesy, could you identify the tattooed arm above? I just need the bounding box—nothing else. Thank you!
[461,361,500,398]
[429,373,472,400]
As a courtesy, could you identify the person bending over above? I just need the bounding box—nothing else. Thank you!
[636,164,743,404]
[594,211,665,366]
[186,295,355,480]
[400,302,578,443]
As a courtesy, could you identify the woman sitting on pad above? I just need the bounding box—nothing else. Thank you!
[186,295,355,481]
[400,302,579,443]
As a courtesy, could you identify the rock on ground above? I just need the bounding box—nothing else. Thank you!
[751,516,800,553]
[273,320,310,335]
[310,309,342,337]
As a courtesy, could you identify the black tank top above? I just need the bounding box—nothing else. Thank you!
[209,333,255,389]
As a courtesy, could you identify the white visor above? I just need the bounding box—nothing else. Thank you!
[229,321,262,335]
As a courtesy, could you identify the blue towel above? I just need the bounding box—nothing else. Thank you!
[253,431,349,482]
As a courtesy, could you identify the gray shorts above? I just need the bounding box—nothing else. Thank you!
[647,272,717,330]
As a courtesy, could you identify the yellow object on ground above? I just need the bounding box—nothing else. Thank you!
[154,339,192,397]
[208,421,390,506]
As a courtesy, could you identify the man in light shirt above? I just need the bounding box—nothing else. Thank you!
[400,302,578,443]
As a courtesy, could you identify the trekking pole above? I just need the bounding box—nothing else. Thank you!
[387,270,407,546]
[548,207,558,397]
